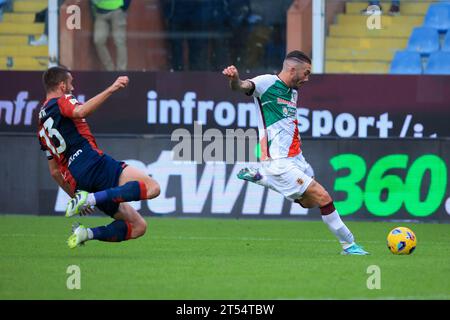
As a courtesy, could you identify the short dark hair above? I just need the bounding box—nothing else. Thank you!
[285,50,311,65]
[42,66,70,92]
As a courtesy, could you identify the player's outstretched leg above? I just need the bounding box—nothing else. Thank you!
[298,180,369,255]
[67,203,146,248]
[237,167,263,183]
[237,167,277,191]
[66,191,87,217]
[67,222,89,249]
[66,166,160,217]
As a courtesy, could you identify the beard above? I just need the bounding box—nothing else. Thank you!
[294,81,304,89]
[63,81,72,95]
[292,76,304,89]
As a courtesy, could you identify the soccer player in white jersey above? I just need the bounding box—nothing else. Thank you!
[222,50,369,255]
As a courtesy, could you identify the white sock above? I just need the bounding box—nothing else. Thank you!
[322,210,355,249]
[87,193,96,206]
[87,228,94,240]
[256,176,279,193]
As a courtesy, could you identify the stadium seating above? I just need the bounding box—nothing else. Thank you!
[389,50,422,74]
[326,1,450,74]
[407,27,440,55]
[443,31,450,51]
[424,51,450,74]
[0,0,7,11]
[326,1,431,73]
[424,2,450,32]
[0,0,48,70]
[388,1,450,75]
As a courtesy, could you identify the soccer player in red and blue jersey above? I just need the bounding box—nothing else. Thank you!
[38,66,160,248]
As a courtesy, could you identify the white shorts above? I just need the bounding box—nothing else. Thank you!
[258,153,314,202]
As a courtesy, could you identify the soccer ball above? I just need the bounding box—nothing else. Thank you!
[387,227,417,255]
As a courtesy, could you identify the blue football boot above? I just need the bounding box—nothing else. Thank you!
[341,243,370,255]
[237,167,263,183]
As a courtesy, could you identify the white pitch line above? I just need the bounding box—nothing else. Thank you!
[151,235,385,244]
[0,234,61,238]
[0,234,444,246]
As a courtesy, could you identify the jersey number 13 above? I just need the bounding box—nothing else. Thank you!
[39,117,67,157]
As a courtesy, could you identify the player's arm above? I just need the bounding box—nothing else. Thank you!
[222,65,255,95]
[47,158,74,197]
[71,76,129,119]
[47,158,95,215]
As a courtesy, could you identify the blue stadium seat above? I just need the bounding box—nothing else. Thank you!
[407,27,440,55]
[424,3,450,32]
[424,51,450,75]
[390,51,422,74]
[443,31,450,52]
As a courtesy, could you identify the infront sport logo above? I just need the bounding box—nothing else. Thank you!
[0,92,86,127]
[0,91,39,126]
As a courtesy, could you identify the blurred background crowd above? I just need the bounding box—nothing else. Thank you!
[0,0,449,74]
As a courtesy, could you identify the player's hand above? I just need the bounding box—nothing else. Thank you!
[222,65,240,81]
[80,205,95,216]
[109,76,129,93]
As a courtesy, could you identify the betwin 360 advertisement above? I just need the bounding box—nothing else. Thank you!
[0,135,448,222]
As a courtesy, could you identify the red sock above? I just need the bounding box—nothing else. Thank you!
[320,202,336,215]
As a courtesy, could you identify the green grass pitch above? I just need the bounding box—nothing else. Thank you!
[0,215,449,300]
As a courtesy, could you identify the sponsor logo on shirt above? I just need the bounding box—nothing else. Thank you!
[68,149,83,166]
[277,98,296,107]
